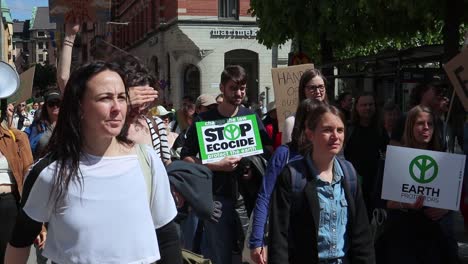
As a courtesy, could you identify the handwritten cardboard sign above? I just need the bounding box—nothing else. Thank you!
[8,66,36,104]
[49,0,111,23]
[443,48,468,112]
[271,64,314,132]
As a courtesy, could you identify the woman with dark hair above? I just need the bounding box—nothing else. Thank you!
[268,104,374,264]
[344,92,386,213]
[282,68,328,144]
[377,105,456,264]
[5,61,177,264]
[249,99,321,264]
[25,91,61,160]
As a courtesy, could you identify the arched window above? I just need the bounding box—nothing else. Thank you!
[183,64,200,100]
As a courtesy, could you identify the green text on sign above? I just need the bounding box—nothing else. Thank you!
[195,114,264,164]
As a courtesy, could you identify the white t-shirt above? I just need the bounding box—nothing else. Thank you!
[23,145,177,264]
[281,114,296,144]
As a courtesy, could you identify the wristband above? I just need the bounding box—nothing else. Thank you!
[64,39,74,46]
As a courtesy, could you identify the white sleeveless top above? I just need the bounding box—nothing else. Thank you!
[0,155,14,185]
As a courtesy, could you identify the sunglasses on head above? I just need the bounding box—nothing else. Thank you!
[47,100,60,107]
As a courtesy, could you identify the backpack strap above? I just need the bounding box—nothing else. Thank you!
[136,144,153,207]
[336,158,358,199]
[289,159,308,193]
[20,154,56,206]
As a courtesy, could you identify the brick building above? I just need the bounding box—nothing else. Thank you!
[109,0,290,106]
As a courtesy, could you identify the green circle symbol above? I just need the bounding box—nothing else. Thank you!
[224,124,241,141]
[409,155,439,184]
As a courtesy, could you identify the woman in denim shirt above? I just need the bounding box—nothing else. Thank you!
[249,99,322,264]
[268,104,374,264]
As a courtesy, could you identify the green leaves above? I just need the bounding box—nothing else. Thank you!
[250,0,468,61]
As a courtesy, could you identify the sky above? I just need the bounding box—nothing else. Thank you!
[7,0,49,21]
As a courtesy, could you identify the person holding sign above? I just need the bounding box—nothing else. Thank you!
[282,69,328,144]
[181,65,272,264]
[268,104,374,264]
[377,105,457,264]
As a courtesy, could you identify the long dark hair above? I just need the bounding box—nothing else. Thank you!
[289,99,324,154]
[298,68,328,102]
[46,61,129,210]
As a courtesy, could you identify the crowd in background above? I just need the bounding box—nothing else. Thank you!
[0,18,466,264]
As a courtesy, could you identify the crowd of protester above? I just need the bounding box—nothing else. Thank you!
[0,17,466,264]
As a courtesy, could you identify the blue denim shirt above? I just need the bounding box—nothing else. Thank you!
[305,155,348,260]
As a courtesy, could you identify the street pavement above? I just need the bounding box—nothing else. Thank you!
[25,211,468,264]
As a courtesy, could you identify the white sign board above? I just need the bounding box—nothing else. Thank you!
[195,114,264,164]
[382,146,466,210]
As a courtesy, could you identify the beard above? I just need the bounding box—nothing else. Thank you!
[226,95,243,106]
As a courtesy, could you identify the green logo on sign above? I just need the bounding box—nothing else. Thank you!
[409,155,439,184]
[224,124,241,140]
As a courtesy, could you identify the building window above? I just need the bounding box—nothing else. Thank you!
[38,42,44,49]
[38,31,45,37]
[46,42,49,49]
[183,64,201,100]
[219,0,238,19]
[38,54,44,62]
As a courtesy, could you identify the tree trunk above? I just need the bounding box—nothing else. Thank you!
[320,33,335,100]
[443,0,461,62]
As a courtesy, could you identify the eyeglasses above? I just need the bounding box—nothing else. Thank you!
[305,84,326,93]
[47,101,61,108]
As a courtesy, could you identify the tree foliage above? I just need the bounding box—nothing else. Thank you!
[249,0,468,62]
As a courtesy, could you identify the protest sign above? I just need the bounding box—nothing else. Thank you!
[382,146,466,210]
[271,64,314,132]
[195,114,263,164]
[49,0,111,23]
[8,66,36,104]
[443,48,468,112]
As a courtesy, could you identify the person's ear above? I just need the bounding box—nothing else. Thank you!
[219,83,224,94]
[305,127,314,143]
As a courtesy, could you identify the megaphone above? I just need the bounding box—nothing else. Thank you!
[0,61,20,99]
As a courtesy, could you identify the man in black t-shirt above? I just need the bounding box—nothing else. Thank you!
[181,65,271,264]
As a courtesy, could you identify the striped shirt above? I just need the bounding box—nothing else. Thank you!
[144,116,171,163]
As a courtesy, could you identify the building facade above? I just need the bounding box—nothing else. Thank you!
[29,7,57,66]
[1,0,14,66]
[12,20,31,73]
[110,0,290,106]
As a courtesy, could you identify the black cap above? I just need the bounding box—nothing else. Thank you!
[44,91,61,102]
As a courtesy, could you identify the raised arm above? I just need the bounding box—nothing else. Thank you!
[57,18,80,93]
